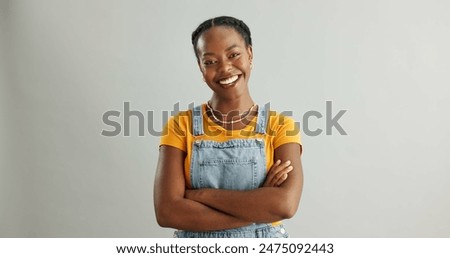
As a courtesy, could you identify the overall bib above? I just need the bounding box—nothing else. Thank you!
[174,104,289,238]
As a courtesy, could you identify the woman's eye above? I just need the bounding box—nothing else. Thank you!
[230,53,240,58]
[203,60,215,66]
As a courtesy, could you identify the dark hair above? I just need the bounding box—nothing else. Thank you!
[191,16,252,61]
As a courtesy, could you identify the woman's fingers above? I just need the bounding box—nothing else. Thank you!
[264,160,282,186]
[274,165,293,186]
[270,163,293,186]
[264,160,293,187]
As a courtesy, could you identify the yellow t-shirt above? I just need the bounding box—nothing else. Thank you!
[160,104,302,188]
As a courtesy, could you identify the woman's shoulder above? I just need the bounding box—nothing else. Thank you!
[266,109,297,126]
[263,108,301,146]
[166,109,192,128]
[172,109,192,120]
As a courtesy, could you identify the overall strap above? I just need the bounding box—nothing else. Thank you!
[255,103,269,134]
[192,104,204,136]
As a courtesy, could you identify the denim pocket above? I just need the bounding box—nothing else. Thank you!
[198,159,257,190]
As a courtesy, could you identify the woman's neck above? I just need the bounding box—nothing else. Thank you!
[209,95,255,115]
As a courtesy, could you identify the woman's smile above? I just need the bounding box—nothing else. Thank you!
[219,74,239,85]
[217,74,242,88]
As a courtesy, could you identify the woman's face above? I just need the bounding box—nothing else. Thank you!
[196,26,253,100]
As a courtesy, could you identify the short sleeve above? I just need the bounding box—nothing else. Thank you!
[159,113,189,152]
[271,114,302,149]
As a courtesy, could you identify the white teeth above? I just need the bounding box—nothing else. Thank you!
[219,75,239,85]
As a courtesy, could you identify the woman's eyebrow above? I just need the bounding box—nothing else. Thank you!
[225,44,239,51]
[202,44,240,57]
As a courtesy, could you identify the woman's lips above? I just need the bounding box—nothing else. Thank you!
[218,75,239,85]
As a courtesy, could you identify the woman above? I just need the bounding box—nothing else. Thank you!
[154,16,303,238]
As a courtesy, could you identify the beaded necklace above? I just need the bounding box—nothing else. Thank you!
[206,102,256,125]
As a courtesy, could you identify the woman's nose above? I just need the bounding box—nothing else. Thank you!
[217,59,232,73]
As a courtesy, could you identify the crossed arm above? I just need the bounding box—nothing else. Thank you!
[153,143,303,232]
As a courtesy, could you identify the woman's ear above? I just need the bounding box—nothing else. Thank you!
[247,45,253,62]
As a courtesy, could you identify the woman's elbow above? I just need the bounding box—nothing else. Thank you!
[155,208,170,228]
[155,203,178,228]
[274,205,296,220]
[275,196,300,219]
[282,204,299,219]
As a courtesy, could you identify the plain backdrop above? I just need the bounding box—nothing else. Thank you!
[1,0,449,237]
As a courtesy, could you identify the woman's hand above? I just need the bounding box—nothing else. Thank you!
[263,160,294,187]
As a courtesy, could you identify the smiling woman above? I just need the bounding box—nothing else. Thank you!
[197,26,251,103]
[153,16,303,238]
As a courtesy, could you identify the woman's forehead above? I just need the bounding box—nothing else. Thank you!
[197,26,246,53]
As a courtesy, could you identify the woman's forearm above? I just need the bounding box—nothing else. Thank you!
[185,186,296,223]
[156,196,252,231]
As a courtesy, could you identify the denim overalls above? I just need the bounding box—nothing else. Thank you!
[174,104,289,238]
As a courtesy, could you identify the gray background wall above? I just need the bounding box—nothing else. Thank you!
[1,0,449,237]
